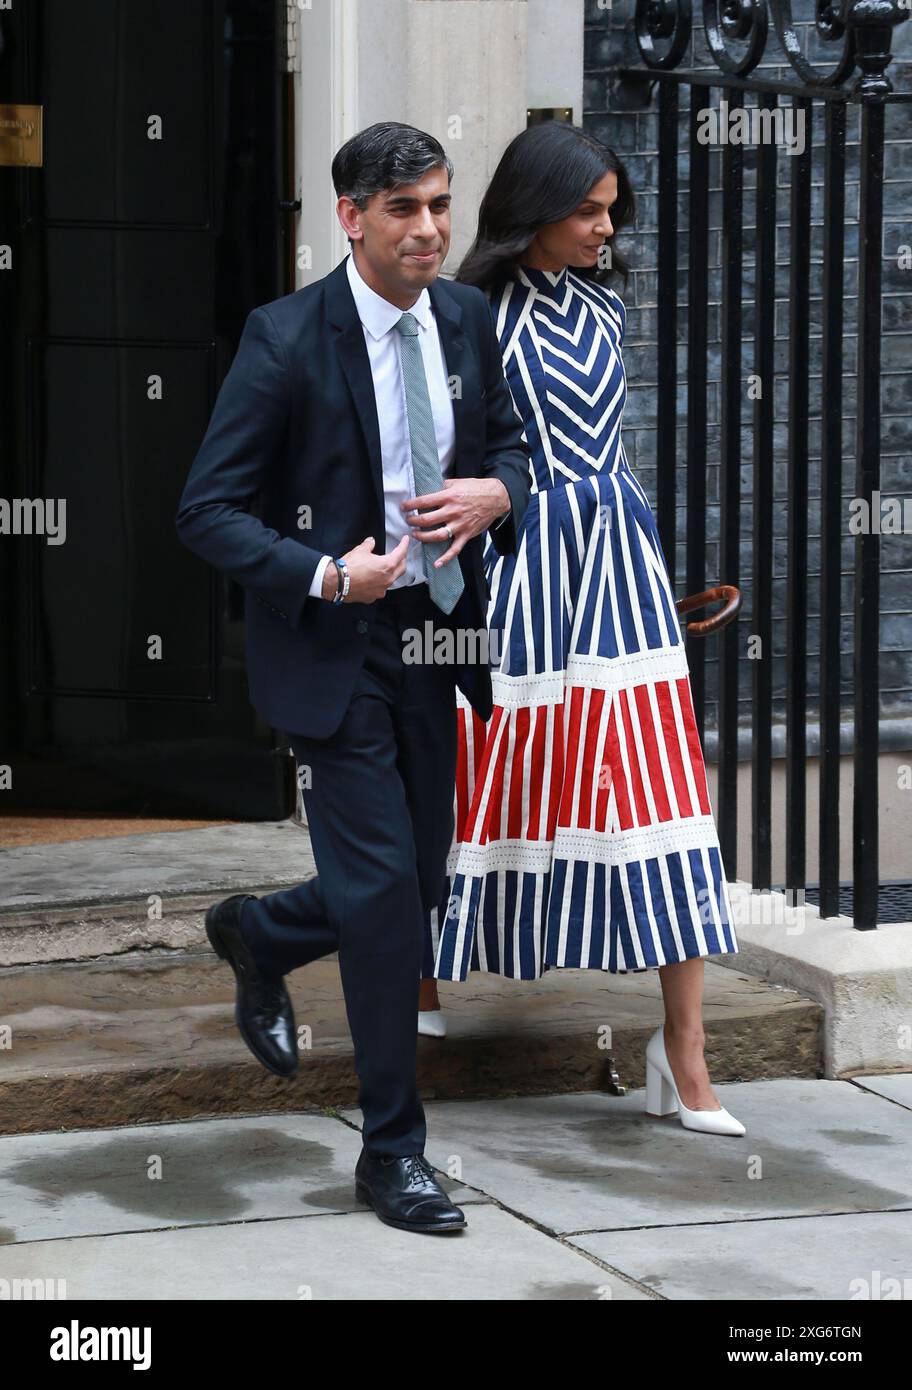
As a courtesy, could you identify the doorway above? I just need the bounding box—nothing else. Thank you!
[0,0,296,819]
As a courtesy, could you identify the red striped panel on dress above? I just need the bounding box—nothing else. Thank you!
[633,684,673,822]
[557,686,585,829]
[525,706,548,840]
[507,706,533,839]
[617,688,651,826]
[676,676,711,815]
[455,676,712,852]
[463,705,505,843]
[655,679,694,818]
[603,697,634,830]
[545,702,566,839]
[577,688,606,830]
[593,698,614,832]
[481,711,510,845]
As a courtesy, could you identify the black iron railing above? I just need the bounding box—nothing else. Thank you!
[617,0,911,928]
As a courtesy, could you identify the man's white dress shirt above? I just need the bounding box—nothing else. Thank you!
[304,252,506,600]
[308,253,457,598]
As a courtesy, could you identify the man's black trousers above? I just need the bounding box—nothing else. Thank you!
[240,583,458,1157]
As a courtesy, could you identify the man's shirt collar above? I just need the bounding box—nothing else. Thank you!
[346,252,432,340]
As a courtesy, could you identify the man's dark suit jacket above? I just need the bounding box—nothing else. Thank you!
[175,254,532,739]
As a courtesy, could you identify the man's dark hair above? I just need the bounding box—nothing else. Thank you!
[332,122,454,232]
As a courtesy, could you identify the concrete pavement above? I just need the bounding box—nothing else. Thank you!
[1,1074,911,1300]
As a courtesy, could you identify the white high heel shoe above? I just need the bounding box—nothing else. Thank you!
[418,1009,447,1038]
[645,1026,745,1136]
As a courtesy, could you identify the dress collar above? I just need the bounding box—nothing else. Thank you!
[515,263,569,299]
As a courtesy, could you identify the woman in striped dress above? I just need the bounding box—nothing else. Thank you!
[420,122,744,1135]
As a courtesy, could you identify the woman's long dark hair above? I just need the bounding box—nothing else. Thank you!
[456,121,634,294]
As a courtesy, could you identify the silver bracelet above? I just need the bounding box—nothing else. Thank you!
[331,556,350,604]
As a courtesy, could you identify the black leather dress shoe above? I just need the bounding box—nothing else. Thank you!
[355,1150,466,1233]
[205,893,298,1078]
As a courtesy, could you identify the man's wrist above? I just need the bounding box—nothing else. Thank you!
[490,479,511,528]
[321,560,339,601]
[491,479,509,512]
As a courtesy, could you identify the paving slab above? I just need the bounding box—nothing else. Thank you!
[1,1084,909,1301]
[0,1203,651,1301]
[850,1073,912,1110]
[361,1080,912,1237]
[0,1113,476,1245]
[568,1210,912,1301]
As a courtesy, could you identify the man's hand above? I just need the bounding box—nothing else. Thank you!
[321,534,410,603]
[400,477,510,569]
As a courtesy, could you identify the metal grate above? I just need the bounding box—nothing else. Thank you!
[799,881,912,926]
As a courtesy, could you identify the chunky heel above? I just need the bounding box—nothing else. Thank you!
[354,1181,371,1206]
[645,1058,678,1116]
[643,1025,746,1136]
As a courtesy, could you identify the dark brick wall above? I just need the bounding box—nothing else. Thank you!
[583,1,912,738]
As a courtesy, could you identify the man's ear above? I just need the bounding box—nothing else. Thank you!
[335,194,364,243]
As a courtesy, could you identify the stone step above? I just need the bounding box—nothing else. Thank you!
[0,945,821,1135]
[0,822,315,938]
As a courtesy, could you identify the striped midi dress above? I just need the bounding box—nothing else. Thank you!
[427,262,739,981]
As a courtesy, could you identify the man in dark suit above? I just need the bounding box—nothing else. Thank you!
[175,122,530,1234]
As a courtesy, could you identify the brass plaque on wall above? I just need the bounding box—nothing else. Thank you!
[527,108,573,127]
[0,104,44,167]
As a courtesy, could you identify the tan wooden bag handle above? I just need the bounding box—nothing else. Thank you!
[675,584,742,636]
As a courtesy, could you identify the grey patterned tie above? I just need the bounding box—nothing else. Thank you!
[394,311,465,615]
